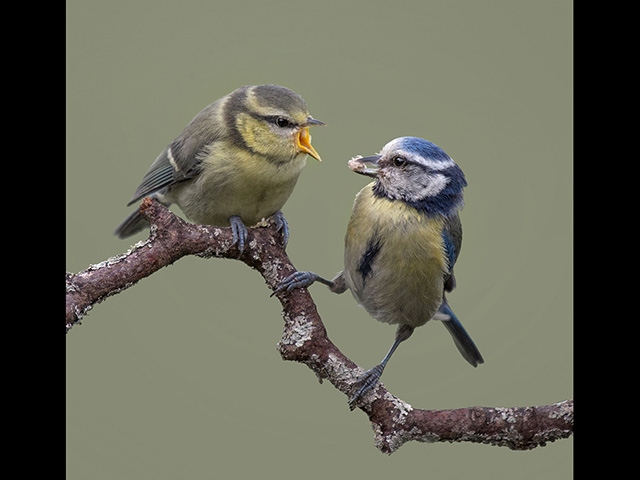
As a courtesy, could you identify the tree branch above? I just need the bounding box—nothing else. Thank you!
[65,198,573,454]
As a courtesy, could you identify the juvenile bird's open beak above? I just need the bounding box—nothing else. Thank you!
[348,155,381,177]
[296,118,324,162]
[297,127,322,161]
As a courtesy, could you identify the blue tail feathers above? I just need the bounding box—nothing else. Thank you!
[437,301,484,367]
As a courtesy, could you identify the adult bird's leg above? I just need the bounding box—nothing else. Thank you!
[348,324,415,409]
[272,270,347,297]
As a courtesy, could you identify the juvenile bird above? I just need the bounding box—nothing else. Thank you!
[115,84,324,252]
[275,136,483,407]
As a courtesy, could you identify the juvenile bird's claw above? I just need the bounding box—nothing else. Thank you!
[272,210,289,248]
[229,215,248,255]
[271,271,319,297]
[348,364,385,410]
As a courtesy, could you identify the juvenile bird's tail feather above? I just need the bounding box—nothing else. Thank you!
[114,208,150,239]
[436,300,484,367]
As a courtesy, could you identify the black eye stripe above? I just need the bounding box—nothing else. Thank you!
[264,115,296,128]
[244,111,298,128]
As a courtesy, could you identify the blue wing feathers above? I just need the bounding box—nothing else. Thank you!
[441,229,457,274]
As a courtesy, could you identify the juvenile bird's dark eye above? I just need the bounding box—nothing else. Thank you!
[393,156,407,167]
[276,117,290,128]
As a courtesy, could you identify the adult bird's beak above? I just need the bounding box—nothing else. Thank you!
[348,155,381,177]
[297,117,325,162]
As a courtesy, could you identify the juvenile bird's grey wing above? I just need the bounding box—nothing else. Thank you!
[127,102,223,206]
[441,213,463,292]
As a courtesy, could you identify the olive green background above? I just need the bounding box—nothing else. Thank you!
[66,0,572,478]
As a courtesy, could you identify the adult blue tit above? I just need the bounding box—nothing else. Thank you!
[114,84,324,252]
[275,136,483,407]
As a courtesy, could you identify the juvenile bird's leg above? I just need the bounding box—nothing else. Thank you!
[348,324,415,409]
[272,270,347,296]
[272,210,290,248]
[229,215,248,254]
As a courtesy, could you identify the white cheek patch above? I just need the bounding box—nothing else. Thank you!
[395,172,450,202]
[418,173,449,198]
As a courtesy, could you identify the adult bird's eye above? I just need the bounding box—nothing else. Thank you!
[393,156,407,167]
[276,117,290,128]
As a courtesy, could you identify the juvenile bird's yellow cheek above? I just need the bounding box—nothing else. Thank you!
[236,114,285,156]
